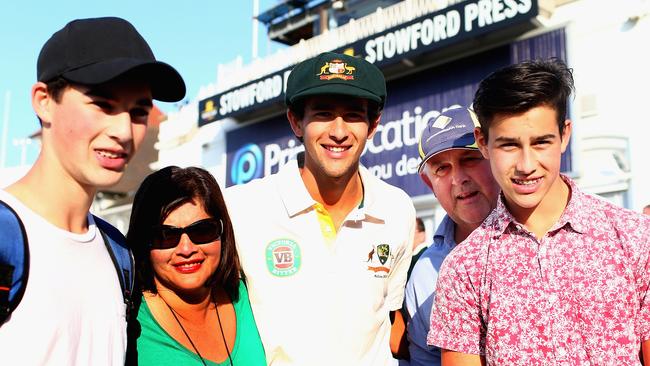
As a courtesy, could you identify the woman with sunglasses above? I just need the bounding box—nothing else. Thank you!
[126,166,265,365]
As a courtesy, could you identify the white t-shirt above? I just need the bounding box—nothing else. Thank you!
[0,190,127,366]
[225,160,415,366]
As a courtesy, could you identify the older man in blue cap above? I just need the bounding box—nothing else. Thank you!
[403,106,499,366]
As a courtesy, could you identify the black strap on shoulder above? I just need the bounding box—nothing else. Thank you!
[0,204,136,325]
[93,215,135,319]
[0,199,30,325]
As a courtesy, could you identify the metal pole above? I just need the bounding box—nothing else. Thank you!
[252,0,259,59]
[17,139,31,166]
[1,91,11,168]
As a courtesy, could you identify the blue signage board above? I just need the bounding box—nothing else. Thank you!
[225,114,302,187]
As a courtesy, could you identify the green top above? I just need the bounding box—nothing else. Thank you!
[137,280,266,366]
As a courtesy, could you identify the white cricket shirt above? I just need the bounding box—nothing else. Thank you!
[225,160,415,366]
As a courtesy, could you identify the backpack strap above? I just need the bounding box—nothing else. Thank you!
[93,215,135,319]
[0,200,29,325]
[0,205,135,324]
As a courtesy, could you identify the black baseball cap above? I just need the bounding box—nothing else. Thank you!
[37,17,186,102]
[285,52,386,108]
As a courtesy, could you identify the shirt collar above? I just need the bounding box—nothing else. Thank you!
[489,174,587,237]
[551,175,588,234]
[432,215,457,249]
[275,159,316,218]
[487,195,515,237]
[354,165,384,220]
[274,160,380,220]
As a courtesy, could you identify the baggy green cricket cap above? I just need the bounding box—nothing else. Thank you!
[285,52,386,108]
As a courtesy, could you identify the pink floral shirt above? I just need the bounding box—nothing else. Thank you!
[427,176,650,365]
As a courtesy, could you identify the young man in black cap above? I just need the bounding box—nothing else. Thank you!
[226,52,416,365]
[0,17,185,365]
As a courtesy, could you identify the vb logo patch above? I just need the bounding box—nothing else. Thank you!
[266,239,301,277]
[317,59,355,80]
[366,243,392,278]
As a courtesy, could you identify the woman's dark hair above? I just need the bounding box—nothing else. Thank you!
[473,58,575,138]
[127,166,243,302]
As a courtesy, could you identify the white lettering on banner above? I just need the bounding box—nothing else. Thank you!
[365,106,441,154]
[219,73,285,116]
[215,0,460,92]
[464,0,532,32]
[366,0,532,64]
[396,154,421,176]
[283,70,292,94]
[264,139,304,176]
[366,154,419,180]
[364,104,461,180]
[366,10,461,63]
[368,163,393,180]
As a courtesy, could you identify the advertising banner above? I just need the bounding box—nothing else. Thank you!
[201,0,539,124]
[225,114,302,186]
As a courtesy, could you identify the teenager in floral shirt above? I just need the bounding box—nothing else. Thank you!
[427,59,650,365]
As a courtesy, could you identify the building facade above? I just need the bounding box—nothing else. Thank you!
[156,0,650,233]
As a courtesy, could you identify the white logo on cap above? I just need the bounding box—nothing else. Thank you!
[431,115,452,129]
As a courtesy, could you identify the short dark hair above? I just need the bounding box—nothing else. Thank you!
[127,166,243,302]
[473,58,575,138]
[35,77,70,126]
[46,77,70,103]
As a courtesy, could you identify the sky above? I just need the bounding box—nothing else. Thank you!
[0,0,283,168]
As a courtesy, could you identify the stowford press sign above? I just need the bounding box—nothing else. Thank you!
[362,0,537,65]
[199,67,292,126]
[199,0,538,124]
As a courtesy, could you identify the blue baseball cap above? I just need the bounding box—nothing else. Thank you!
[417,106,481,174]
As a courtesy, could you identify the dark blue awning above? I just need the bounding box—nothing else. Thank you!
[256,0,327,25]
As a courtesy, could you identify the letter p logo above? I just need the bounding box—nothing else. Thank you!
[231,143,263,185]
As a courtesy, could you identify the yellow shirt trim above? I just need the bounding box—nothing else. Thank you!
[313,203,337,246]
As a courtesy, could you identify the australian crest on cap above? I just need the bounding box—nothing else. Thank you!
[318,59,355,80]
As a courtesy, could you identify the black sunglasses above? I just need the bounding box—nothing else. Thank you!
[151,218,223,250]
